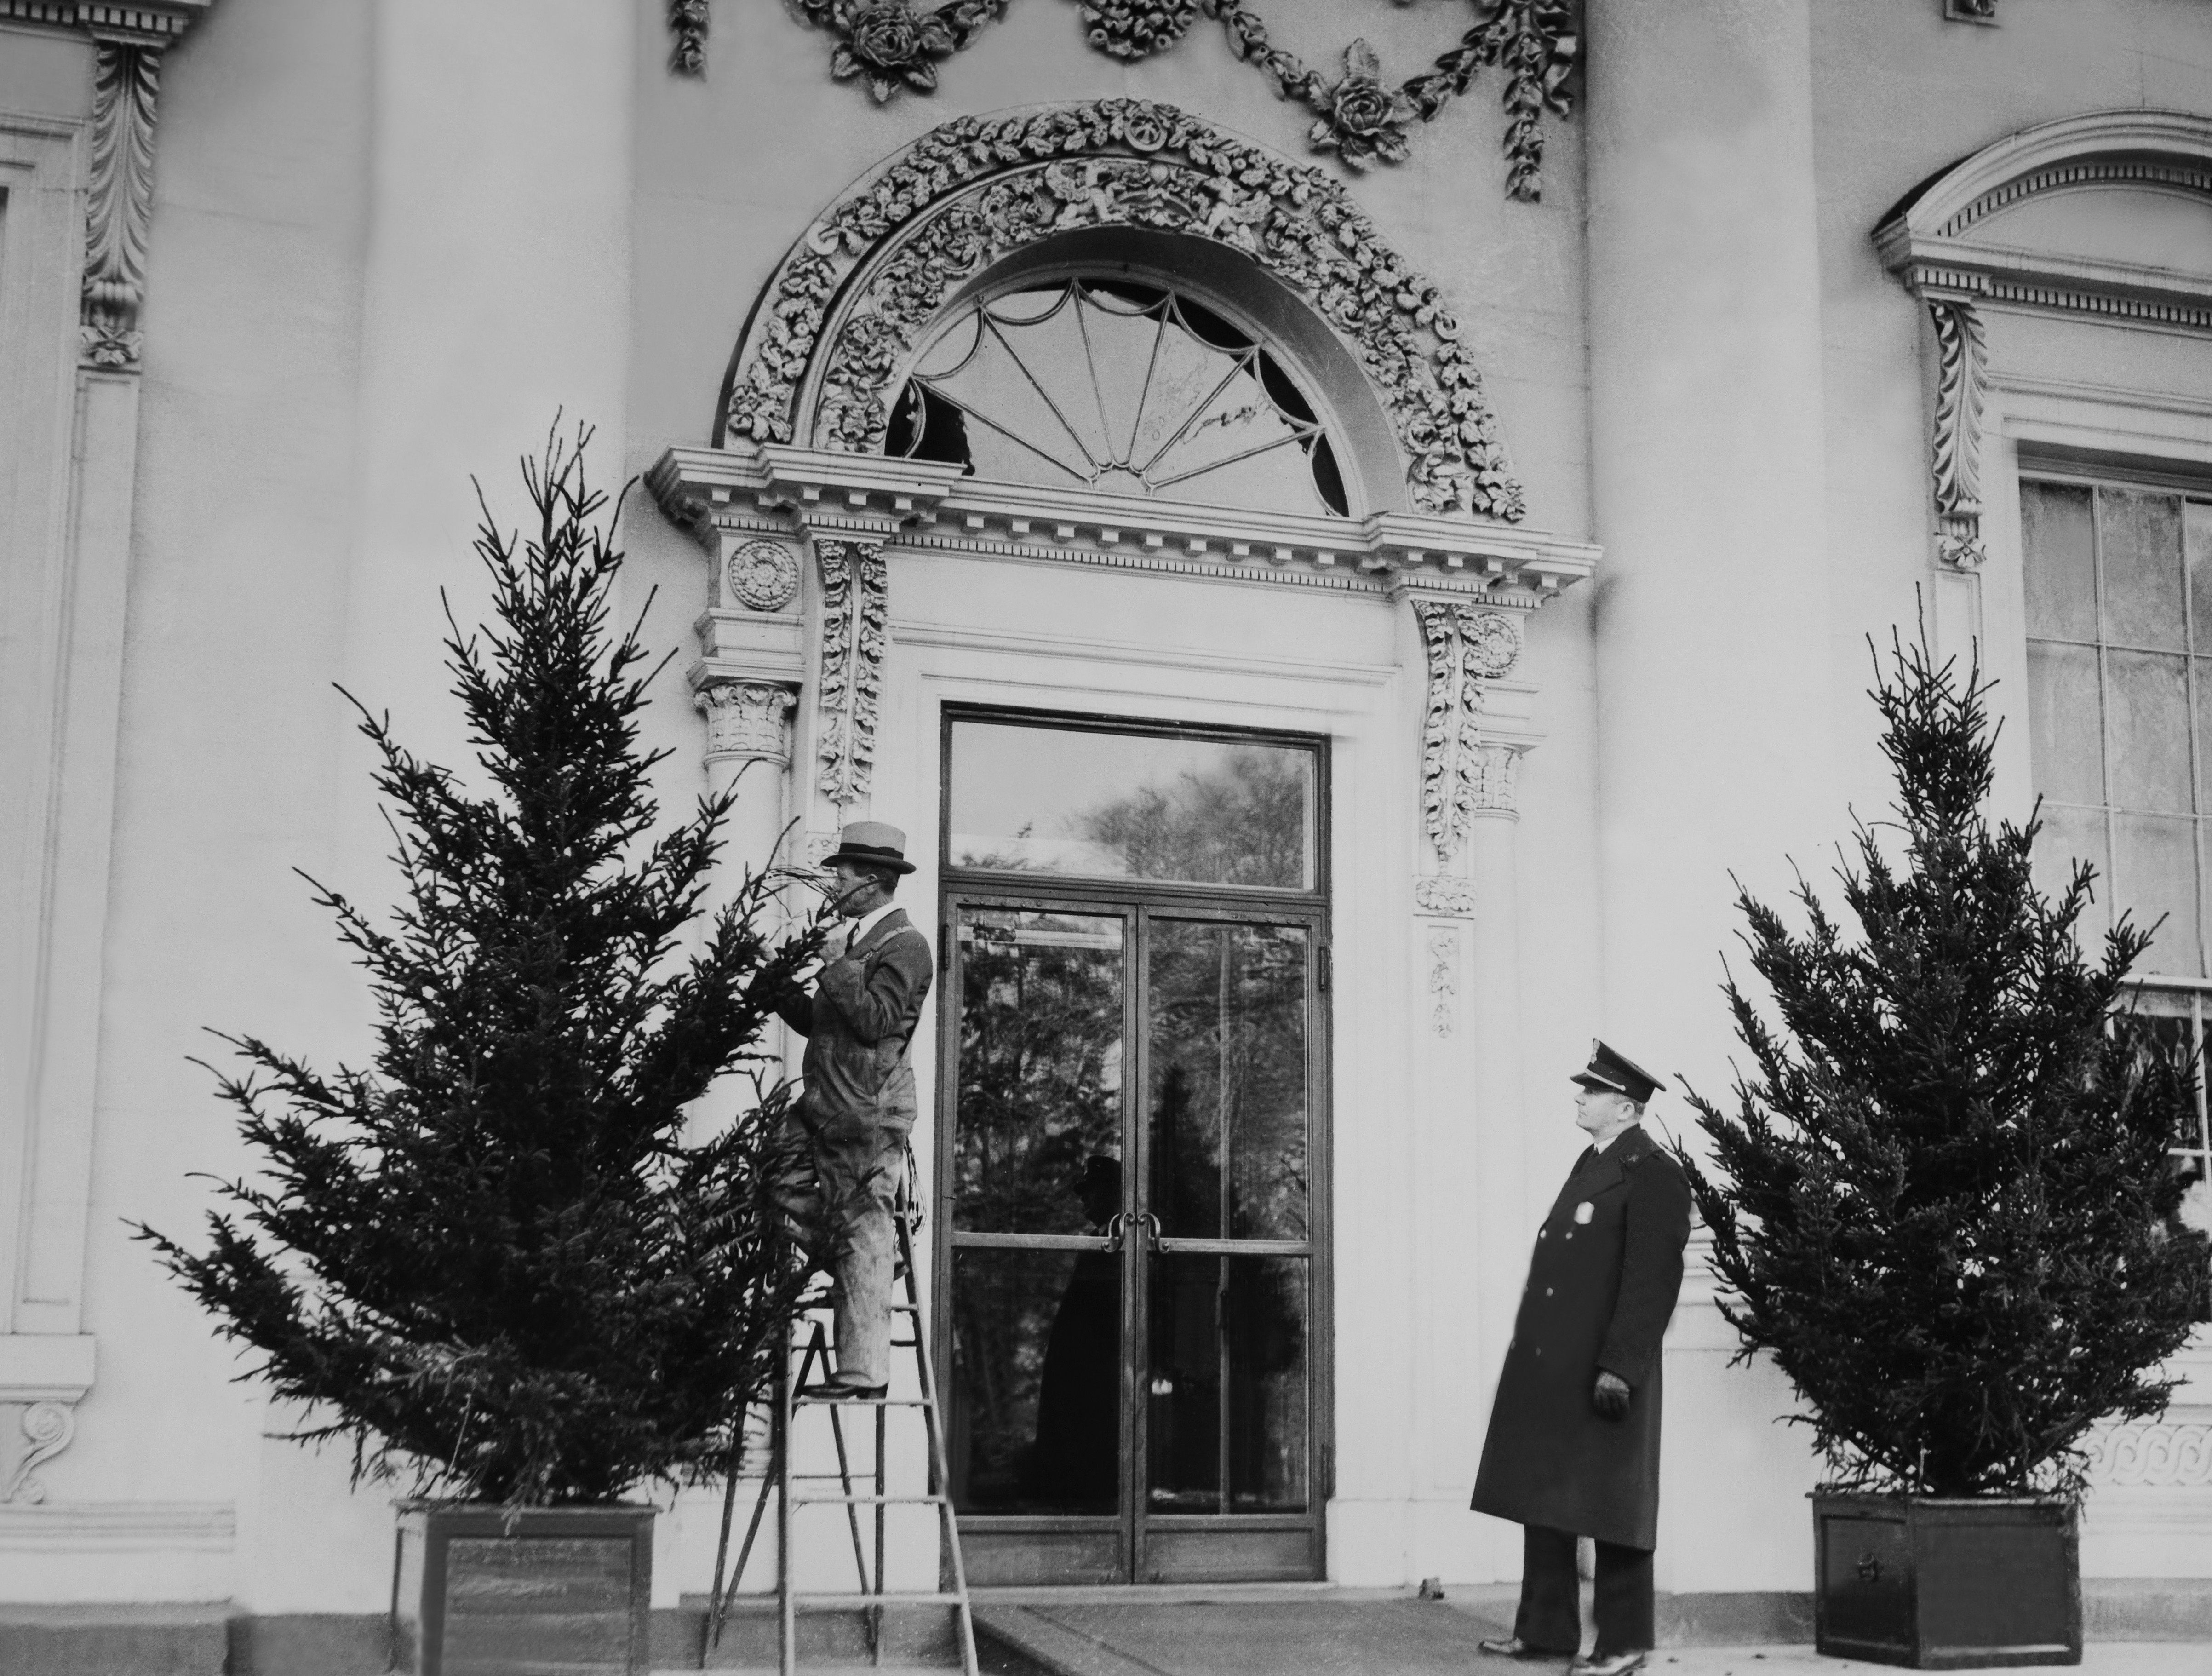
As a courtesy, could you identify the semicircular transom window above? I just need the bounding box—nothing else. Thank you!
[886,279,1351,517]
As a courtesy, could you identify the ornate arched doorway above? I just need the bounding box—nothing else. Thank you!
[651,98,1598,1586]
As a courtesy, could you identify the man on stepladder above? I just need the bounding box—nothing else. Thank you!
[773,821,934,1400]
[1471,1041,1692,1676]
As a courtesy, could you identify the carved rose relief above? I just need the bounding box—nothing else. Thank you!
[728,540,802,612]
[1310,40,1421,171]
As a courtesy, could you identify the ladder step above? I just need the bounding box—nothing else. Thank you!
[788,1400,932,1412]
[791,1492,949,1507]
[790,1591,968,1607]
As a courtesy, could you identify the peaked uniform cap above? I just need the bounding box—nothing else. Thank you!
[1569,1038,1662,1105]
[825,820,916,874]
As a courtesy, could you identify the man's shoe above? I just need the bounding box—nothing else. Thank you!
[1478,1636,1567,1660]
[1568,1652,1648,1676]
[798,1380,888,1401]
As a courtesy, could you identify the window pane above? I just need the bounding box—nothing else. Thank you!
[950,1247,1120,1514]
[2021,481,2096,641]
[2033,802,2109,943]
[952,908,1124,1234]
[2026,641,2104,807]
[1145,1253,1309,1514]
[2114,813,2201,977]
[2101,488,2187,652]
[1147,921,1310,1243]
[949,721,1317,889]
[2107,651,2193,813]
[2189,502,2212,656]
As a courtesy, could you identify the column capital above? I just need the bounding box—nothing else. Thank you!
[693,679,798,770]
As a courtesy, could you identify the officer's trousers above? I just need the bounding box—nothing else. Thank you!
[1513,1523,1656,1658]
[771,1107,909,1389]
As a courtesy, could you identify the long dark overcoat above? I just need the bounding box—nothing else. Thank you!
[1470,1123,1691,1550]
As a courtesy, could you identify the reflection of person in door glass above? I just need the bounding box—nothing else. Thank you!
[1026,1155,1123,1511]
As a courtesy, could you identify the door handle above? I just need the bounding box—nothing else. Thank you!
[1138,1211,1163,1246]
[1104,1211,1129,1251]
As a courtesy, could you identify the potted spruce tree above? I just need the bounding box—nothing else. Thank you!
[1678,638,2206,1670]
[138,432,821,1676]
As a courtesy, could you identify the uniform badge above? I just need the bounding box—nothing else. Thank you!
[1574,1201,1594,1225]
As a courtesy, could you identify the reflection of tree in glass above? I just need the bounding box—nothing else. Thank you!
[1083,746,1309,889]
[952,914,1124,1511]
[1148,925,1307,1244]
[955,919,1123,1234]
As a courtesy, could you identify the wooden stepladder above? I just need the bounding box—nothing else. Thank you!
[706,1159,980,1676]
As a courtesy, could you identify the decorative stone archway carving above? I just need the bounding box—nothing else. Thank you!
[1876,109,2212,570]
[719,98,1526,522]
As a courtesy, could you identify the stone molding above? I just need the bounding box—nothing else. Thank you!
[0,1499,235,1549]
[1875,110,2212,572]
[650,444,1598,604]
[716,99,1526,520]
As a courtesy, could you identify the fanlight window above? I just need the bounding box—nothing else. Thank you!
[887,280,1351,517]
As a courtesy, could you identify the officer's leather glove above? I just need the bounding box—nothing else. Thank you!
[1592,1369,1632,1421]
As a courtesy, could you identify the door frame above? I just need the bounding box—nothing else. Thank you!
[931,704,1335,1584]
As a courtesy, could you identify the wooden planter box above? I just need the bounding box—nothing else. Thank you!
[394,1503,654,1676]
[1813,1493,2080,1668]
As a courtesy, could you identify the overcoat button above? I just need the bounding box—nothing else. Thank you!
[1545,1287,1554,1297]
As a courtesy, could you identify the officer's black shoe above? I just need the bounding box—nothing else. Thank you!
[1567,1652,1648,1676]
[1478,1636,1568,1660]
[798,1380,888,1401]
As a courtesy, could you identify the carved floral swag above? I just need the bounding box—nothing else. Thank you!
[682,0,1577,199]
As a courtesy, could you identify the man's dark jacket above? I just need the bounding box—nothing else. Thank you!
[1471,1123,1692,1550]
[775,907,934,1133]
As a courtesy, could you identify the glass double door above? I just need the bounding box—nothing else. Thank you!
[938,895,1326,1584]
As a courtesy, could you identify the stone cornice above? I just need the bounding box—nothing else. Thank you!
[1875,110,2212,330]
[0,1,212,42]
[649,444,1597,604]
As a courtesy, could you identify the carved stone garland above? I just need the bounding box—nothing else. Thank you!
[2083,1420,2212,1487]
[722,100,1524,521]
[703,0,1576,195]
[1412,599,1522,864]
[668,0,710,73]
[1927,295,1986,571]
[1427,925,1459,1037]
[82,36,164,369]
[814,540,889,808]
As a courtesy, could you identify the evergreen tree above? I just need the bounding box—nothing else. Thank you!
[138,430,822,1506]
[1679,636,2206,1499]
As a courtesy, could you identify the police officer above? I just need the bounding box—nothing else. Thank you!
[773,821,934,1399]
[1472,1042,1692,1676]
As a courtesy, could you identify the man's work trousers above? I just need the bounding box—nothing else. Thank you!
[1513,1523,1656,1658]
[772,1108,909,1389]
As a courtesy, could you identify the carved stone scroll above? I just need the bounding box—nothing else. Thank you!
[2,1400,77,1505]
[696,681,797,768]
[81,38,162,369]
[2084,1421,2212,1487]
[814,539,888,808]
[1927,295,1987,570]
[1411,601,1524,862]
